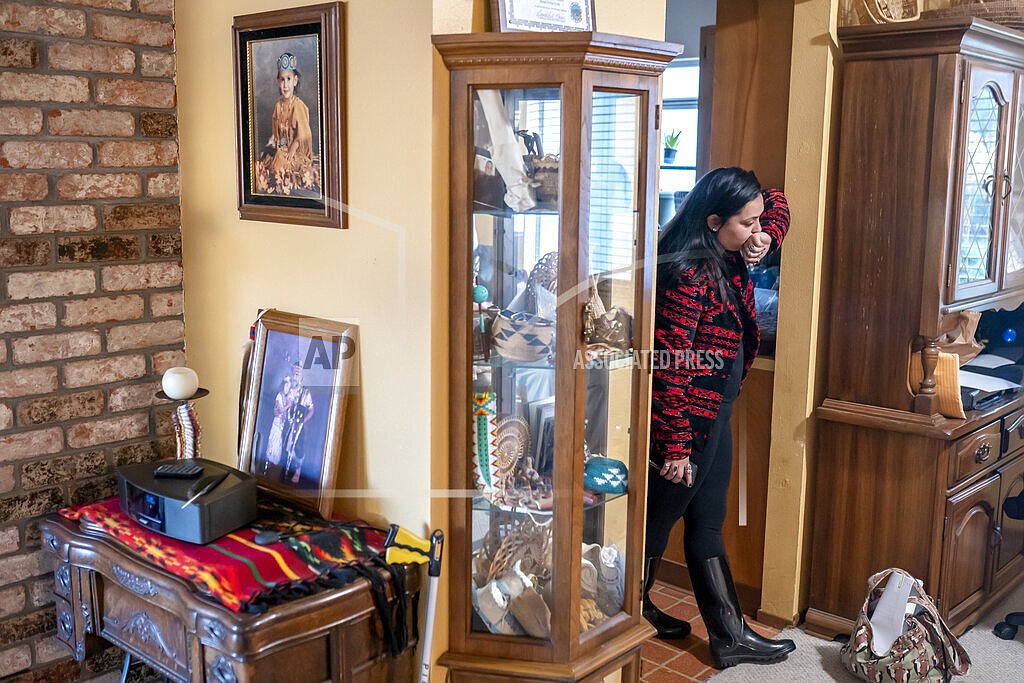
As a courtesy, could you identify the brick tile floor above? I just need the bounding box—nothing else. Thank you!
[640,582,781,682]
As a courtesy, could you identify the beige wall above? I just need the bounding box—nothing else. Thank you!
[594,0,668,40]
[177,0,438,531]
[761,0,839,622]
[178,1,664,679]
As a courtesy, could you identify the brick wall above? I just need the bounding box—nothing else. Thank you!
[0,0,180,679]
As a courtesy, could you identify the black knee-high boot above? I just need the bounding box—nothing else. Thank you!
[689,556,795,668]
[642,557,691,639]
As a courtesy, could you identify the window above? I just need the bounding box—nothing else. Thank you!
[659,58,700,197]
[514,91,642,276]
[589,91,639,274]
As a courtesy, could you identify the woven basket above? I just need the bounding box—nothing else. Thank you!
[922,1,1024,30]
[525,251,558,314]
[856,0,920,23]
[490,310,555,363]
[531,155,560,205]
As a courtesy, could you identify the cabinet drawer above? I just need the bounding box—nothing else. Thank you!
[54,596,75,649]
[54,562,72,601]
[1004,408,1024,456]
[951,421,1001,486]
[54,594,85,660]
[99,580,189,679]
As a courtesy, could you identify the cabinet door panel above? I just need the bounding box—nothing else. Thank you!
[996,455,1024,587]
[950,62,1013,303]
[941,474,999,626]
[467,85,563,644]
[579,88,641,633]
[1004,73,1024,290]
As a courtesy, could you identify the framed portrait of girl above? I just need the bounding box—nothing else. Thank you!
[233,2,347,229]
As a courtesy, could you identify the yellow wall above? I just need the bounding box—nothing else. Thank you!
[594,0,668,41]
[177,0,439,531]
[760,0,839,622]
[178,0,664,679]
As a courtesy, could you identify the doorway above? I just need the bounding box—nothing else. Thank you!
[656,0,793,619]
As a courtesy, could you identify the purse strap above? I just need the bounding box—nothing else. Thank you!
[907,592,971,676]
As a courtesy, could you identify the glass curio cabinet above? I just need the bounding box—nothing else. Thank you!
[433,31,679,682]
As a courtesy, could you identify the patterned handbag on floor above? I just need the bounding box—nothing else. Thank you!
[840,568,970,682]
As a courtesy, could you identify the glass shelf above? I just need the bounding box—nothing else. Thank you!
[472,491,627,515]
[473,206,560,217]
[473,357,555,370]
[473,350,635,371]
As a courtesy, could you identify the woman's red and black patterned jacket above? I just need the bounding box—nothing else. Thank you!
[650,189,789,465]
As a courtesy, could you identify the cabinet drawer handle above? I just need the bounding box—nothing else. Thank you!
[975,442,992,464]
[210,655,238,683]
[55,565,71,596]
[993,525,1003,548]
[985,174,996,196]
[58,611,73,639]
[1005,173,1013,200]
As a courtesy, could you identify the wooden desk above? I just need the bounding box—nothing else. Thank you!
[40,515,419,683]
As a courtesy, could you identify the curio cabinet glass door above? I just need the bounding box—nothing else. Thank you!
[950,62,1013,303]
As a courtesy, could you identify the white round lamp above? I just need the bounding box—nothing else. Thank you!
[161,366,199,401]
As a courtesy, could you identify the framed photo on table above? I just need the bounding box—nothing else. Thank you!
[490,0,595,32]
[233,2,347,229]
[238,309,358,518]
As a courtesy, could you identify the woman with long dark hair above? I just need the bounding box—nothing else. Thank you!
[643,167,796,668]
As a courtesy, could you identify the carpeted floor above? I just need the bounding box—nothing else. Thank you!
[686,579,1024,682]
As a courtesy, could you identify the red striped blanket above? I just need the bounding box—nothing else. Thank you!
[59,497,385,613]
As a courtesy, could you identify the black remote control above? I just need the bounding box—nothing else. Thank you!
[153,461,204,479]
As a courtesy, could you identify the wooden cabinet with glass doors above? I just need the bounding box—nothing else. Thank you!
[809,18,1024,640]
[433,32,679,682]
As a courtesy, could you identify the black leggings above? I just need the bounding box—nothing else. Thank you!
[645,347,743,567]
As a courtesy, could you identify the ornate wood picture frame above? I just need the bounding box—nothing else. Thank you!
[490,0,595,32]
[233,2,347,229]
[238,309,358,518]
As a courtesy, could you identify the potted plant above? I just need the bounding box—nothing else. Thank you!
[663,129,682,164]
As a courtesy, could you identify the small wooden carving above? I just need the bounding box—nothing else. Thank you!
[80,600,92,634]
[918,339,939,395]
[122,612,175,660]
[113,564,159,597]
[913,338,940,415]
